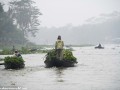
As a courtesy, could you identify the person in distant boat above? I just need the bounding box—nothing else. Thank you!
[55,35,64,60]
[98,43,102,48]
[13,50,22,57]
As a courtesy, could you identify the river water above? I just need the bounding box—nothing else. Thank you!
[0,44,120,90]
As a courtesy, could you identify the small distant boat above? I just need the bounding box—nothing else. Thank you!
[95,44,104,49]
[0,63,4,65]
[95,46,104,49]
[44,49,77,68]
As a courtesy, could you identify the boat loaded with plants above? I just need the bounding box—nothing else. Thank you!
[4,56,25,69]
[44,49,78,67]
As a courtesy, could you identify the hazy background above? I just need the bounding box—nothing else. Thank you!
[1,0,120,45]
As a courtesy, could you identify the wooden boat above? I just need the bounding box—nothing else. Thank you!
[95,46,104,49]
[44,58,77,68]
[44,49,77,68]
[95,44,104,49]
[0,58,4,65]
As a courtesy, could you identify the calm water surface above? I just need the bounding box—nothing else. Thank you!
[0,44,120,90]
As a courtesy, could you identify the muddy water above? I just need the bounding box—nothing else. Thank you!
[0,44,120,90]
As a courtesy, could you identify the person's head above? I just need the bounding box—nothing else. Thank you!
[57,35,61,40]
[15,50,18,53]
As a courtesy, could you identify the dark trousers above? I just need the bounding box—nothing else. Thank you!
[56,49,63,60]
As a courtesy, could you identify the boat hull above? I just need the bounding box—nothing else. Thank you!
[44,59,77,68]
[95,47,104,49]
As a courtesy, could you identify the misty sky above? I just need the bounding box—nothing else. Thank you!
[34,0,120,27]
[1,0,120,45]
[1,0,120,27]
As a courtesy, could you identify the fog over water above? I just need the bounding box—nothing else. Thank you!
[29,12,120,45]
[1,0,120,45]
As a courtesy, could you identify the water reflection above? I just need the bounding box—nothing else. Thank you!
[55,67,65,82]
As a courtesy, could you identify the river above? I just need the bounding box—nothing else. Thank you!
[0,44,120,90]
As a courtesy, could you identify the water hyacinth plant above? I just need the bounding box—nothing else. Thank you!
[4,56,25,69]
[63,49,77,62]
[44,49,77,67]
[46,49,77,61]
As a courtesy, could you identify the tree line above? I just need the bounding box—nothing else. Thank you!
[0,0,41,48]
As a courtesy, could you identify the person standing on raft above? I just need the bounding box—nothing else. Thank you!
[55,35,64,60]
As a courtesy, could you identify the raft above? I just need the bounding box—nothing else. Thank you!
[44,49,77,67]
[95,46,104,49]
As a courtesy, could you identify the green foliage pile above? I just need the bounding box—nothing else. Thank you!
[46,49,56,61]
[63,50,77,62]
[46,49,77,62]
[4,56,25,69]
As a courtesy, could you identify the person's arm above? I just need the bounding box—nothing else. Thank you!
[62,41,64,47]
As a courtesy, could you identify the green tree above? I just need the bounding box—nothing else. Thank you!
[0,3,3,12]
[0,3,27,46]
[9,0,42,37]
[0,3,5,35]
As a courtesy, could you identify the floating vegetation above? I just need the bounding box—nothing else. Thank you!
[44,49,77,67]
[4,56,25,69]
